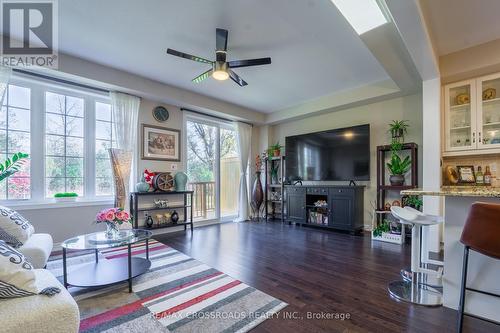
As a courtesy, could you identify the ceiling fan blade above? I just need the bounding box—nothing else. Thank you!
[167,48,213,64]
[228,57,271,68]
[192,69,213,83]
[229,70,248,87]
[216,28,228,51]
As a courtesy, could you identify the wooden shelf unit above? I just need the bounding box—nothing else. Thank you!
[376,142,418,210]
[374,142,418,244]
[264,155,285,222]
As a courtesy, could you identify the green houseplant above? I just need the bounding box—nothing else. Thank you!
[403,195,423,211]
[54,192,79,202]
[388,120,409,143]
[373,219,390,237]
[267,142,284,157]
[387,152,411,186]
[0,152,29,182]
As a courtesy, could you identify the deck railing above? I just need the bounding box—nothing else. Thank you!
[188,181,216,218]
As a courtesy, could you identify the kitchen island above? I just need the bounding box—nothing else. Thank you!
[401,187,500,322]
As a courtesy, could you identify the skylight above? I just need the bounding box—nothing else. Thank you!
[331,0,388,35]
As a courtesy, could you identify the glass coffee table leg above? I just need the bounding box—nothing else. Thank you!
[146,238,149,260]
[128,243,132,293]
[63,247,68,288]
[95,249,99,263]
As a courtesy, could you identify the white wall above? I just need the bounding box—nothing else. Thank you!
[269,93,423,229]
[134,99,187,229]
[16,203,110,244]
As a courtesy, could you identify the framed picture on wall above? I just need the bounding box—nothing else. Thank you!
[141,124,181,161]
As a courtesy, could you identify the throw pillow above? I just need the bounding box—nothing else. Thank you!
[0,240,59,298]
[0,205,34,247]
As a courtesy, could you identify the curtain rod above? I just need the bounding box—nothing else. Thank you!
[12,68,110,94]
[181,107,253,127]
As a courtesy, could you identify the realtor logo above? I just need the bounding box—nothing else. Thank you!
[1,0,58,68]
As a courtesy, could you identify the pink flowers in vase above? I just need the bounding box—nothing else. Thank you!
[96,207,131,226]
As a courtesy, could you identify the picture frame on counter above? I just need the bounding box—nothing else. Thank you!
[457,165,476,183]
[141,124,181,161]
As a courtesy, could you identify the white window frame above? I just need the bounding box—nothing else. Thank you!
[0,74,114,208]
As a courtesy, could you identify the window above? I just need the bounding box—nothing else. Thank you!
[45,92,85,197]
[0,76,115,204]
[95,102,114,196]
[0,85,31,200]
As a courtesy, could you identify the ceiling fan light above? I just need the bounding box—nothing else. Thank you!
[212,61,229,81]
[212,70,229,81]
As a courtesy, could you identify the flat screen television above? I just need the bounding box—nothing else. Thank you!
[285,124,370,181]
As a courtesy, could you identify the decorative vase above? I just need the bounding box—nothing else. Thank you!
[273,149,280,157]
[105,222,120,240]
[251,171,264,219]
[174,171,188,191]
[171,211,179,224]
[145,215,154,228]
[389,174,405,186]
[109,148,132,209]
[135,175,150,193]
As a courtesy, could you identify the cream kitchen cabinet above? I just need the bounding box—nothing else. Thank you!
[444,73,500,155]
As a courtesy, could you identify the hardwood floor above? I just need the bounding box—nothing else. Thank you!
[155,221,499,333]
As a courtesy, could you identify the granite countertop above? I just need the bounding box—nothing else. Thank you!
[401,186,500,198]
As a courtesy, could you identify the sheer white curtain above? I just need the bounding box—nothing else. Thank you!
[110,92,141,209]
[0,66,12,106]
[234,122,252,222]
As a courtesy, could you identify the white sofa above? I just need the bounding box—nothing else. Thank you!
[19,233,53,269]
[0,269,80,333]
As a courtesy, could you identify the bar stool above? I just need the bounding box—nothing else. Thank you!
[388,206,443,306]
[458,202,500,333]
[400,206,444,289]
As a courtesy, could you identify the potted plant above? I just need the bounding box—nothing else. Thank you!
[54,192,79,202]
[387,152,411,186]
[0,152,29,181]
[372,220,390,238]
[388,120,409,142]
[267,142,283,157]
[403,195,423,211]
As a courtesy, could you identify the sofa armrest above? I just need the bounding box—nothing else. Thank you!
[0,269,79,333]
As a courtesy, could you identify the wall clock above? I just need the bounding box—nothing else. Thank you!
[152,106,169,122]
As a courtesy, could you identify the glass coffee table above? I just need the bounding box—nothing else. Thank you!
[61,229,152,293]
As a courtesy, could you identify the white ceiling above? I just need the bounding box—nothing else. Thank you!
[49,0,388,113]
[420,0,500,56]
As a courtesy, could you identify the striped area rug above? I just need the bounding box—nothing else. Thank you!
[47,240,287,333]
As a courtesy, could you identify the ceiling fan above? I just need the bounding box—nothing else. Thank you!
[166,28,271,87]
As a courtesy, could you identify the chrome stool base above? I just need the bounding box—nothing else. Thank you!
[388,280,443,307]
[400,268,443,289]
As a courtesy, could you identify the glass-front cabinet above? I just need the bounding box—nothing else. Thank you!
[444,73,500,154]
[477,73,500,149]
[444,80,476,152]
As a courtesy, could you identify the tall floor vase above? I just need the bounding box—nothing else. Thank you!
[109,148,132,209]
[251,171,264,220]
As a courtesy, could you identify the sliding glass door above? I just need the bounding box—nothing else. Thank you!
[186,117,239,221]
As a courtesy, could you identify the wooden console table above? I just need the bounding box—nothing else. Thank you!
[129,191,194,231]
